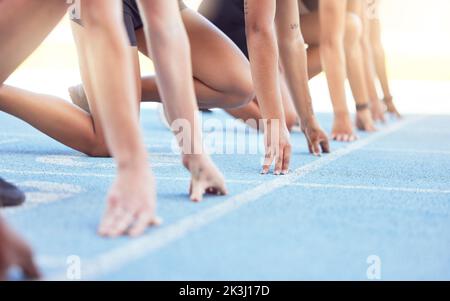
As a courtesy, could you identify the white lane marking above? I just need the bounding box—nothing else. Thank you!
[2,181,83,215]
[0,169,115,178]
[364,147,450,156]
[45,116,425,280]
[0,138,20,146]
[291,183,450,194]
[35,154,179,169]
[36,155,91,167]
[0,168,262,185]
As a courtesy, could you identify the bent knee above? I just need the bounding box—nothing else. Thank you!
[236,77,255,107]
[223,74,255,109]
[83,139,110,158]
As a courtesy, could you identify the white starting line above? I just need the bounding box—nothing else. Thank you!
[0,138,21,146]
[45,116,426,280]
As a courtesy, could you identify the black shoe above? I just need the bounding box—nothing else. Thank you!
[0,177,26,207]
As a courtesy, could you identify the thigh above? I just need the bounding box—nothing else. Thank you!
[183,8,252,93]
[0,0,67,83]
[300,12,320,46]
[136,8,252,94]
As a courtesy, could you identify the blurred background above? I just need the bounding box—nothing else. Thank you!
[5,0,450,115]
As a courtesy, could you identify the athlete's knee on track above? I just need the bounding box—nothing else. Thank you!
[234,75,255,108]
[344,13,363,47]
[83,137,110,158]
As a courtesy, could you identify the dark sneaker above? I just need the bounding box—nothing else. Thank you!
[0,178,26,207]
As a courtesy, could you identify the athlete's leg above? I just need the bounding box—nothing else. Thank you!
[0,84,109,157]
[71,6,254,113]
[0,0,66,278]
[299,12,323,78]
[138,7,254,109]
[0,0,67,83]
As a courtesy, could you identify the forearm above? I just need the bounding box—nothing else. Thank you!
[82,6,148,168]
[320,39,349,115]
[370,21,391,98]
[360,7,379,104]
[246,29,285,122]
[319,0,349,116]
[145,17,202,155]
[361,36,379,103]
[278,38,315,125]
[373,44,391,98]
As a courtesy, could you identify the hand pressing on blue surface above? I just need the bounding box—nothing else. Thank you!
[0,218,40,280]
[184,154,228,202]
[384,95,401,118]
[262,122,292,175]
[371,98,387,123]
[356,108,377,132]
[98,166,161,238]
[302,119,331,156]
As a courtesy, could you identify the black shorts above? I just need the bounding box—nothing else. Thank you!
[198,0,248,58]
[124,0,188,47]
[71,0,188,47]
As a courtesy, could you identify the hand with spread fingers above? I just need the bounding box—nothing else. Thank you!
[331,113,358,142]
[302,119,330,156]
[99,166,160,238]
[356,107,377,132]
[184,155,228,202]
[371,99,387,123]
[262,122,292,175]
[384,96,401,118]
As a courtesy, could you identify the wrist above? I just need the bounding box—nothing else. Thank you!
[383,95,393,103]
[117,151,149,173]
[334,109,350,118]
[300,115,319,130]
[182,153,210,170]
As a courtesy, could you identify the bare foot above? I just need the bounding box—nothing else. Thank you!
[356,109,377,132]
[384,95,401,118]
[371,99,386,123]
[183,154,228,202]
[98,165,160,238]
[332,113,358,142]
[68,84,91,113]
[302,118,330,156]
[0,218,40,280]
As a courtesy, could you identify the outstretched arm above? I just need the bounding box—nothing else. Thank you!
[245,0,291,175]
[359,0,386,122]
[80,0,157,237]
[137,0,226,200]
[368,4,400,117]
[319,0,356,141]
[275,0,329,155]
